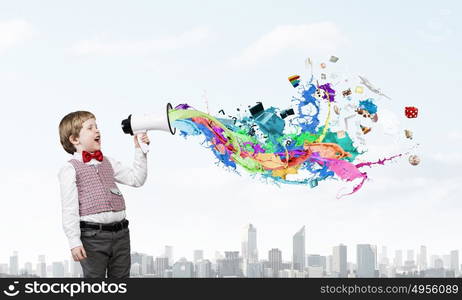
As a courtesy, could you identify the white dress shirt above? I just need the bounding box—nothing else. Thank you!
[58,148,147,250]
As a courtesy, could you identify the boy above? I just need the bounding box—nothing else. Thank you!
[58,111,150,278]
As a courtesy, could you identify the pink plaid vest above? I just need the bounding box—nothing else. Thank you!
[68,158,126,216]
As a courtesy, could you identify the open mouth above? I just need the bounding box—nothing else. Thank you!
[94,136,101,143]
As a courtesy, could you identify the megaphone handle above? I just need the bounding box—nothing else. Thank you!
[136,131,149,154]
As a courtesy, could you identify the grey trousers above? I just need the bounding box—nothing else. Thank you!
[79,226,131,278]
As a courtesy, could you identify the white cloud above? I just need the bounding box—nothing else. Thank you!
[230,22,349,67]
[69,27,211,56]
[0,19,34,51]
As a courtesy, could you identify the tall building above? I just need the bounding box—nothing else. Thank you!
[140,254,149,275]
[333,244,348,277]
[357,244,376,277]
[394,250,403,268]
[52,262,65,277]
[0,264,8,275]
[131,252,143,267]
[172,258,194,278]
[37,255,47,277]
[164,246,173,266]
[245,262,263,278]
[146,256,154,275]
[195,259,212,278]
[442,255,451,269]
[307,254,326,270]
[130,263,141,277]
[269,248,282,278]
[72,260,83,278]
[418,246,427,271]
[430,255,439,268]
[326,255,333,275]
[450,250,459,275]
[434,258,444,269]
[193,250,204,264]
[24,262,33,276]
[9,251,19,276]
[217,251,241,277]
[372,245,378,269]
[241,224,258,263]
[407,249,415,262]
[292,226,306,271]
[379,246,389,265]
[63,260,70,277]
[155,257,169,278]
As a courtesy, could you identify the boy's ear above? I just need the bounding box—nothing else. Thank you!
[69,134,79,145]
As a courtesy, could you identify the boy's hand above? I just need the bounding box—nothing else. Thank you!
[71,246,87,261]
[134,133,150,148]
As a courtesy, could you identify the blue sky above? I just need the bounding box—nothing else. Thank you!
[0,0,461,266]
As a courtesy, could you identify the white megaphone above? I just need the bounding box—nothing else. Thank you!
[121,103,176,153]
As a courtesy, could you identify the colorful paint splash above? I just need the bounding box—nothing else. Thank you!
[168,59,418,197]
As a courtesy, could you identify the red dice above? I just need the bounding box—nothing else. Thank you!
[405,106,418,118]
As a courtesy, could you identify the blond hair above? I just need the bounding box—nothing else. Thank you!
[59,111,96,154]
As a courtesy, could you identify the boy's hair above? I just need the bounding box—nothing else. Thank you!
[59,111,96,154]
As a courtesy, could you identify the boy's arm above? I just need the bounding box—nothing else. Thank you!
[58,164,83,249]
[108,148,147,187]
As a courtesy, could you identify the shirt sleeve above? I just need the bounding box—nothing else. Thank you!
[58,163,83,250]
[107,148,148,187]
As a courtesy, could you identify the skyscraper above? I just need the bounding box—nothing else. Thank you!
[52,262,65,277]
[63,260,70,277]
[193,250,204,264]
[155,257,169,278]
[269,248,282,278]
[9,251,18,276]
[72,260,83,278]
[245,262,263,278]
[326,255,333,275]
[172,258,194,278]
[292,226,305,271]
[146,256,154,275]
[418,246,427,271]
[407,249,415,262]
[357,244,376,277]
[450,250,459,276]
[37,255,47,277]
[394,250,403,268]
[130,263,141,277]
[307,254,326,270]
[217,251,241,277]
[0,264,8,275]
[24,262,33,276]
[241,224,258,264]
[196,259,212,278]
[333,244,348,277]
[164,245,173,266]
[137,254,149,276]
[434,258,444,269]
[379,246,389,265]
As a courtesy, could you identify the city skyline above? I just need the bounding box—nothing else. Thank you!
[1,223,460,278]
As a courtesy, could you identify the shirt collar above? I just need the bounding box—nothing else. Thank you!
[73,151,102,165]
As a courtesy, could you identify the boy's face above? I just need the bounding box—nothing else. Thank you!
[70,118,101,153]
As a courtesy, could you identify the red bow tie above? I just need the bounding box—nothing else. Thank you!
[82,150,103,163]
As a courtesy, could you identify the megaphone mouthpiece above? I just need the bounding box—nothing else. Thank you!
[120,103,176,136]
[121,115,134,135]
